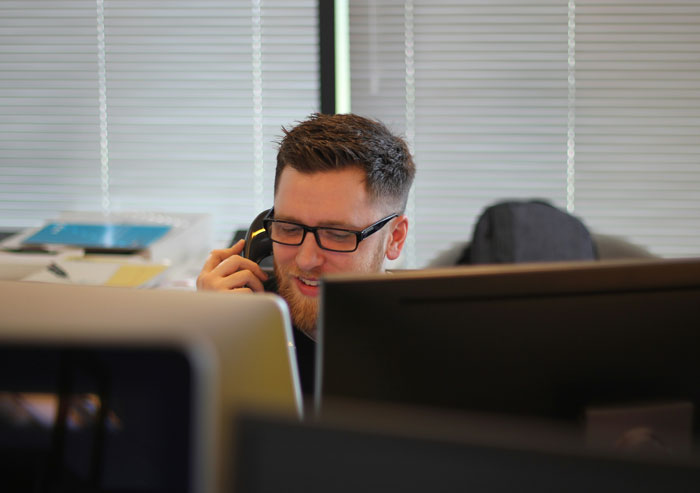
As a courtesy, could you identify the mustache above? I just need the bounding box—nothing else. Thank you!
[274,264,323,280]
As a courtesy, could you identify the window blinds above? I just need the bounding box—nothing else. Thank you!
[574,0,700,257]
[350,0,700,266]
[0,2,102,229]
[0,0,319,248]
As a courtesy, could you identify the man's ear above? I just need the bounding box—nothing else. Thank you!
[385,214,409,261]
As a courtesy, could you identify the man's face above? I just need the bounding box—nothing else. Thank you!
[272,166,406,340]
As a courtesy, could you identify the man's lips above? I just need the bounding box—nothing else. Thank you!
[294,275,320,296]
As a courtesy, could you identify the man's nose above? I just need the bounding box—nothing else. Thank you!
[295,231,324,271]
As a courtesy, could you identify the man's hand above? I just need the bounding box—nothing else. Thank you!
[196,239,269,293]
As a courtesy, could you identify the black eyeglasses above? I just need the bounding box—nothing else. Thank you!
[263,208,398,253]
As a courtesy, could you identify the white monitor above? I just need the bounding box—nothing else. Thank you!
[0,280,301,493]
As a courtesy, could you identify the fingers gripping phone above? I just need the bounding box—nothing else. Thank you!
[243,209,274,277]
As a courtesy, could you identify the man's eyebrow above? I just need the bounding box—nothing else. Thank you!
[273,214,359,230]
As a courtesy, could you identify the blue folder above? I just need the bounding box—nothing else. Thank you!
[23,223,171,250]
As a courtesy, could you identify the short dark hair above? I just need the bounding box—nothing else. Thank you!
[274,113,416,212]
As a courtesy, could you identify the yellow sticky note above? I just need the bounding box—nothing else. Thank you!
[104,264,168,287]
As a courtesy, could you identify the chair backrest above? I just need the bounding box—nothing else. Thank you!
[459,200,597,264]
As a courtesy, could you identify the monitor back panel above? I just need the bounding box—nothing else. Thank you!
[318,259,700,453]
[0,280,301,493]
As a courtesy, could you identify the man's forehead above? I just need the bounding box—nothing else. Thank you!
[273,167,388,226]
[278,164,366,182]
[275,167,368,198]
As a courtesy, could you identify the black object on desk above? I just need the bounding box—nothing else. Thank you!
[0,229,20,242]
[47,262,69,279]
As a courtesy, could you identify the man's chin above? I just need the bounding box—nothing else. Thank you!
[288,295,319,340]
[275,269,319,339]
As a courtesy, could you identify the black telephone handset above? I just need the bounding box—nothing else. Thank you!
[243,209,274,277]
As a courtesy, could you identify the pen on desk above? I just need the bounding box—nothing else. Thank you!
[1,246,55,254]
[47,262,69,279]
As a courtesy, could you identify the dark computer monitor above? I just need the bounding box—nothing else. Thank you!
[0,280,301,493]
[317,258,700,457]
[233,405,700,493]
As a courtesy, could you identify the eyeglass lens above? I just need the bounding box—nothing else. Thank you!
[267,222,357,251]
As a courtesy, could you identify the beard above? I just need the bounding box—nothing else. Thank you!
[275,263,319,338]
[273,241,387,340]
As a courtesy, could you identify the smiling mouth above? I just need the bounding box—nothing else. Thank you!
[297,277,319,287]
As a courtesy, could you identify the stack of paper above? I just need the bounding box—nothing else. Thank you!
[21,256,170,288]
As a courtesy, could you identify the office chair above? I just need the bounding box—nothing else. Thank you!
[457,199,597,264]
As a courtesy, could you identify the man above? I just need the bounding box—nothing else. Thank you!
[197,113,415,395]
